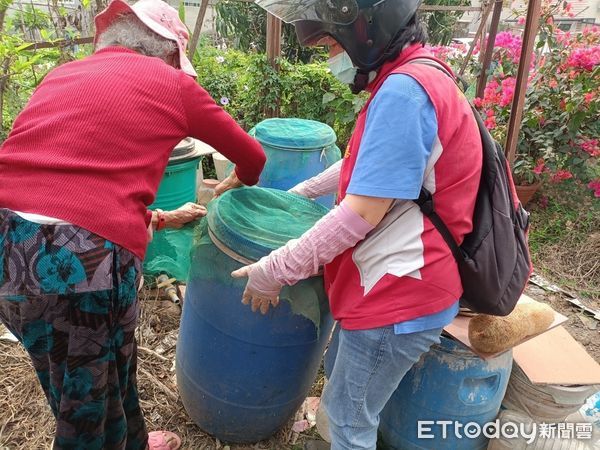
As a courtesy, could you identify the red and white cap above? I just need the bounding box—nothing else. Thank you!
[94,0,197,78]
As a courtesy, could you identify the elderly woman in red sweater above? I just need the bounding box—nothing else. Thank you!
[0,0,265,448]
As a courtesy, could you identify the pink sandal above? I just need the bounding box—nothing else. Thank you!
[147,431,181,450]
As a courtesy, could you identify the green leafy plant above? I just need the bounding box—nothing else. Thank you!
[194,44,365,148]
[430,2,599,196]
[214,1,323,63]
[421,0,471,46]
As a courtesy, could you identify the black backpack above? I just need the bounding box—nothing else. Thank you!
[410,59,532,316]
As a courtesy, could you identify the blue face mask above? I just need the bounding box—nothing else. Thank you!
[327,51,357,85]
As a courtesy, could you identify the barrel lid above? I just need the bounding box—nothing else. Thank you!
[169,138,202,163]
[250,118,337,150]
[207,187,329,261]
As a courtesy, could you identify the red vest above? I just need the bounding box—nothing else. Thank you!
[324,45,483,330]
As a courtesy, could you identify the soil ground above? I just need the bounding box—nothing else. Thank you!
[2,220,599,450]
[1,277,598,450]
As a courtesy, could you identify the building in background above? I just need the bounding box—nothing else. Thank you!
[458,0,598,38]
[167,0,217,36]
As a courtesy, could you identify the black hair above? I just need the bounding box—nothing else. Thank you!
[351,14,427,93]
[384,14,428,64]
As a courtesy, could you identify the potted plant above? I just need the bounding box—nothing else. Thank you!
[416,9,599,201]
[472,17,599,203]
[512,158,544,205]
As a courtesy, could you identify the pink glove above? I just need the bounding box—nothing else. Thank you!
[288,160,342,199]
[231,201,374,314]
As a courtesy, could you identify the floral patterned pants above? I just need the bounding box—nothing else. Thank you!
[0,208,148,450]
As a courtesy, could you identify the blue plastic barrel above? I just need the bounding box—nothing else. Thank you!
[250,118,341,208]
[379,336,513,450]
[176,188,335,443]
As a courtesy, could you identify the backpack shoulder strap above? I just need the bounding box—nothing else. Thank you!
[415,187,464,262]
[408,58,467,262]
[407,58,469,92]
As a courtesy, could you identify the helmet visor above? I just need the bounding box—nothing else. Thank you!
[255,0,358,25]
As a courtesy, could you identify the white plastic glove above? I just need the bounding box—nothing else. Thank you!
[231,201,374,315]
[231,259,282,314]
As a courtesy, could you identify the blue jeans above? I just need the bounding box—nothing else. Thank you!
[322,324,443,450]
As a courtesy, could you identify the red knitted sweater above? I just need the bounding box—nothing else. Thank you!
[0,47,266,259]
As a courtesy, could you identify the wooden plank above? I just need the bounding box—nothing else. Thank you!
[513,326,600,385]
[188,0,211,60]
[209,0,482,8]
[459,0,493,77]
[419,5,483,11]
[443,295,568,360]
[265,12,282,117]
[266,12,282,66]
[22,36,94,51]
[229,0,480,7]
[476,0,503,99]
[505,0,542,164]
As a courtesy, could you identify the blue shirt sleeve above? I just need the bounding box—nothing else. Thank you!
[346,74,438,200]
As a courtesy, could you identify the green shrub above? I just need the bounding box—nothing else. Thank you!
[194,44,366,149]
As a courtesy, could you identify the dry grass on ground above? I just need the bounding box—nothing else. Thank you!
[0,287,319,450]
[2,198,599,449]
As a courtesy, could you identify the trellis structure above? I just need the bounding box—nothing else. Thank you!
[261,0,543,165]
[20,0,543,165]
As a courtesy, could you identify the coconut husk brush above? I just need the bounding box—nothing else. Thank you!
[468,301,555,354]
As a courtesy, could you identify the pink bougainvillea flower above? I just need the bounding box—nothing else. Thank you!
[580,139,600,157]
[584,92,595,103]
[588,180,600,197]
[482,78,501,106]
[492,31,523,63]
[484,110,497,129]
[551,170,574,183]
[533,160,546,175]
[484,118,496,129]
[556,30,572,45]
[566,46,600,71]
[500,77,517,107]
[517,17,526,25]
[563,2,575,16]
[535,109,547,127]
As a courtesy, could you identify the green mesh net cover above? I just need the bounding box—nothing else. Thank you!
[189,187,331,329]
[207,186,330,261]
[143,222,198,282]
[249,118,337,150]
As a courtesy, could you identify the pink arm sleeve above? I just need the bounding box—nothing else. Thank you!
[289,160,342,199]
[247,201,374,294]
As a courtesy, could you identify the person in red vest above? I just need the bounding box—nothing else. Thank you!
[232,0,483,448]
[0,0,265,448]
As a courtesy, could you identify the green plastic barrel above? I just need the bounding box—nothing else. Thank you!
[149,138,201,211]
[144,138,202,280]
